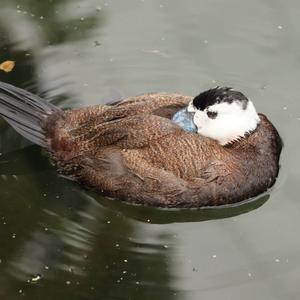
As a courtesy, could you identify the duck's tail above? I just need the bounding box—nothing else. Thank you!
[0,81,62,149]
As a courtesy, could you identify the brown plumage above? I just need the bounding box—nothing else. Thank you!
[0,82,282,208]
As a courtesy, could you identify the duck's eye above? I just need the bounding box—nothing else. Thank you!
[207,111,218,119]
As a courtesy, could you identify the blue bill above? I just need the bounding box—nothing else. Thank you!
[172,108,197,133]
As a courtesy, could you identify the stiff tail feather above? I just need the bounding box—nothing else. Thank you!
[0,81,62,148]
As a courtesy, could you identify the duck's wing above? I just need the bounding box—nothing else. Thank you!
[60,93,191,128]
[50,93,191,154]
[52,113,185,160]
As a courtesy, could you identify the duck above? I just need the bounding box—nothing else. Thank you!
[0,81,282,208]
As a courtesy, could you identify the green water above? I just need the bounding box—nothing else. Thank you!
[0,0,299,299]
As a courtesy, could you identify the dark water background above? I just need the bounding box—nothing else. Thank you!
[0,0,299,299]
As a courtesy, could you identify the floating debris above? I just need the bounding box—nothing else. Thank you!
[30,274,42,283]
[0,60,15,72]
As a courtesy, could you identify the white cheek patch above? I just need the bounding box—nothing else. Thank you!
[193,101,260,145]
[193,110,206,129]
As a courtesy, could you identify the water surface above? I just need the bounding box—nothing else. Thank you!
[0,0,299,299]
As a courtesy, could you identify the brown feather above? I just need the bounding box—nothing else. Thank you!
[46,93,281,208]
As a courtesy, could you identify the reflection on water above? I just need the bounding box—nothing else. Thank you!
[0,0,300,299]
[100,193,270,224]
[0,170,176,299]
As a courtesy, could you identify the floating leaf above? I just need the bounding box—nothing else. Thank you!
[0,60,15,72]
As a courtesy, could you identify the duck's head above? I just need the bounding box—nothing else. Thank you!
[185,87,260,145]
[172,87,260,145]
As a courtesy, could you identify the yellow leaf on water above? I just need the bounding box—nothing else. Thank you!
[0,60,15,72]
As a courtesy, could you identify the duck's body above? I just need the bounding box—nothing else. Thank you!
[0,82,281,208]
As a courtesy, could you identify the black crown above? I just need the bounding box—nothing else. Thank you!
[193,87,248,111]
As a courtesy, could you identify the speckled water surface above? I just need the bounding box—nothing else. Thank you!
[0,0,299,299]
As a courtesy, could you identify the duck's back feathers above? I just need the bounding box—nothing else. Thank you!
[49,93,191,153]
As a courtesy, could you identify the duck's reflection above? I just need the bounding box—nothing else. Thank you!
[98,193,270,224]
